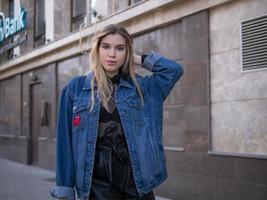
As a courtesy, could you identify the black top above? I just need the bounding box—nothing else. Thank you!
[89,75,154,200]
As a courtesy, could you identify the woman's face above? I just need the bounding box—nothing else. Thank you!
[99,33,127,77]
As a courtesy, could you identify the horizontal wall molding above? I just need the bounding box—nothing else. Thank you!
[164,146,185,152]
[208,151,267,160]
[0,0,233,80]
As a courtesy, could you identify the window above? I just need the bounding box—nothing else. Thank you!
[130,0,142,4]
[241,14,267,71]
[108,0,143,14]
[71,0,86,31]
[7,0,14,59]
[91,0,143,22]
[9,0,14,17]
[34,0,45,47]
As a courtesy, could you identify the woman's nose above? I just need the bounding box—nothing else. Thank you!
[109,48,116,57]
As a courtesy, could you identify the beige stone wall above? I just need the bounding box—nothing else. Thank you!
[210,0,267,155]
[1,0,233,79]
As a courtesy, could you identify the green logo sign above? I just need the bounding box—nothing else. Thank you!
[0,7,27,43]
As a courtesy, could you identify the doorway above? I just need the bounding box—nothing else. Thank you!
[29,83,41,166]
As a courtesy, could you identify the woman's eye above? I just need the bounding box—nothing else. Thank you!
[117,46,124,51]
[102,45,109,49]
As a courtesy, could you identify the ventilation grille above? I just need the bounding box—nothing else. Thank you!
[241,15,267,70]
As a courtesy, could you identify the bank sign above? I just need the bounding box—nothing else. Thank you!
[0,7,27,43]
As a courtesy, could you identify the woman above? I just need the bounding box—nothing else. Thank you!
[50,24,183,200]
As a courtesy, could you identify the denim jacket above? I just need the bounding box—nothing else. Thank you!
[50,52,183,200]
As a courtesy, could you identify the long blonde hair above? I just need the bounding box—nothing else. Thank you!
[89,24,143,110]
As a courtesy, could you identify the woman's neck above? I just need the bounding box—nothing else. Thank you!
[108,73,120,84]
[106,71,119,78]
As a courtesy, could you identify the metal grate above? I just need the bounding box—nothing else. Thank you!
[241,14,267,70]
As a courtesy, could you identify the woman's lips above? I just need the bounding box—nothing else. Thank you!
[106,60,117,65]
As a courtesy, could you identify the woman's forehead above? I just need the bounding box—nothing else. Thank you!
[101,33,126,45]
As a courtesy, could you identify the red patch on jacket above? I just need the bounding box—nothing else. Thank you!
[73,115,81,126]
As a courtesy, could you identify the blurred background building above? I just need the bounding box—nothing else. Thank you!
[0,0,267,199]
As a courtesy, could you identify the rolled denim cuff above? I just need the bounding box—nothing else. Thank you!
[50,185,75,200]
[142,51,162,71]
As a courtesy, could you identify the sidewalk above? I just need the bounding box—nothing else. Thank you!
[0,158,55,200]
[0,158,170,200]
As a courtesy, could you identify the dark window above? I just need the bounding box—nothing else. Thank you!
[71,0,86,31]
[7,0,14,59]
[34,0,45,47]
[241,14,267,70]
[9,0,14,17]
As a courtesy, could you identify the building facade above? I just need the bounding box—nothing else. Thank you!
[0,0,267,199]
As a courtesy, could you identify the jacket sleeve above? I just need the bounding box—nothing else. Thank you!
[141,52,183,102]
[50,85,75,200]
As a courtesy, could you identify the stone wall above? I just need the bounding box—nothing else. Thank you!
[210,0,267,156]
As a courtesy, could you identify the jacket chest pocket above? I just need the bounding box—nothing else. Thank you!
[126,95,146,128]
[72,101,90,132]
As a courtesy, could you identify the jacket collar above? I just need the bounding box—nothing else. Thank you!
[82,71,134,90]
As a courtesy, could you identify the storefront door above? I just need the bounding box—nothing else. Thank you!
[30,83,41,166]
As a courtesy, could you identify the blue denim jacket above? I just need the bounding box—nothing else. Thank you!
[50,52,183,200]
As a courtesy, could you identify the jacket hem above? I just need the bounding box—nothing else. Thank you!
[50,185,75,200]
[138,171,168,196]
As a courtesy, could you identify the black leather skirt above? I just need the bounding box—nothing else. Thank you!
[89,145,155,200]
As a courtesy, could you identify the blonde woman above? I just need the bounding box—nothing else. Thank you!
[50,24,183,200]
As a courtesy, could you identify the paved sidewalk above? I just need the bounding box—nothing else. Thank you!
[0,158,55,200]
[0,158,170,200]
